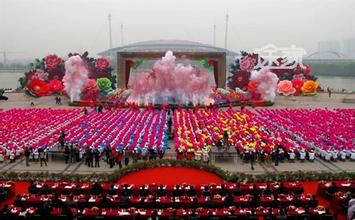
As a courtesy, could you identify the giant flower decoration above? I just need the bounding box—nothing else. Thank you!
[31,69,49,81]
[44,54,62,70]
[48,80,64,94]
[83,79,98,94]
[301,80,319,96]
[247,80,259,92]
[26,79,50,97]
[96,77,112,91]
[82,79,99,101]
[95,58,110,71]
[277,80,296,96]
[230,70,250,89]
[240,56,256,72]
[292,79,304,96]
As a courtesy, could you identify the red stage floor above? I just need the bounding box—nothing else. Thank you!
[117,167,224,185]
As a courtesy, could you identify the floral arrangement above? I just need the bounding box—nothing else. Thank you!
[277,80,296,96]
[0,159,353,183]
[97,77,112,92]
[228,52,258,90]
[209,87,249,104]
[20,52,114,99]
[228,51,319,98]
[108,88,132,103]
[301,80,319,96]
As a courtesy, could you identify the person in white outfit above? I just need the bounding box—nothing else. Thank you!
[0,153,4,163]
[324,152,331,161]
[340,151,347,161]
[350,150,355,161]
[308,151,315,161]
[288,151,295,162]
[331,151,338,161]
[299,150,306,161]
[348,199,355,220]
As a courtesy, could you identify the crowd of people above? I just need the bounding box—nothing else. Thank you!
[0,180,343,219]
[0,108,169,166]
[0,107,353,166]
[256,108,354,161]
[172,108,326,165]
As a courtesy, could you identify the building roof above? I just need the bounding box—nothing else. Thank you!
[98,40,239,57]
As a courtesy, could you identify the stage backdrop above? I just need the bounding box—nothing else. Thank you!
[116,52,226,88]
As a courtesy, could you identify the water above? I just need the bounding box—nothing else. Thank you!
[316,75,355,92]
[0,72,354,92]
[0,72,24,90]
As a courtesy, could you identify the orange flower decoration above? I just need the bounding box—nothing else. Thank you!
[301,80,319,95]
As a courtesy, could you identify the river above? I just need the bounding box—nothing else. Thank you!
[0,72,354,92]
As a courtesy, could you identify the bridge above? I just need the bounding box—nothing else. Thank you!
[306,50,349,59]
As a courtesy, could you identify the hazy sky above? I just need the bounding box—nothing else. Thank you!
[1,0,354,60]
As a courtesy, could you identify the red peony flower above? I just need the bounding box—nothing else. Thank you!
[292,78,304,96]
[44,54,62,70]
[240,56,256,72]
[230,70,250,89]
[27,79,50,97]
[83,79,98,94]
[82,79,99,101]
[48,80,64,94]
[95,58,110,71]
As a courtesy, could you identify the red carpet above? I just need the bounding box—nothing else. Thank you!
[117,167,224,185]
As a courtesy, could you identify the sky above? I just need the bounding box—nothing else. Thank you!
[1,0,354,60]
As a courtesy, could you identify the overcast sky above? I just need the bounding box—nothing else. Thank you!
[1,0,354,60]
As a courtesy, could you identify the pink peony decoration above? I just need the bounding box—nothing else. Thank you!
[96,58,110,71]
[240,56,257,72]
[31,69,49,81]
[277,80,296,96]
[44,54,62,70]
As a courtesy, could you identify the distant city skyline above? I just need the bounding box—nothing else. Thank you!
[1,0,355,60]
